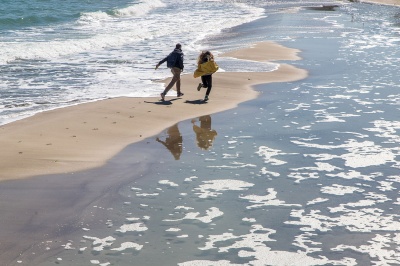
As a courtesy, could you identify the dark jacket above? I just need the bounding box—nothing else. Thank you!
[159,48,184,70]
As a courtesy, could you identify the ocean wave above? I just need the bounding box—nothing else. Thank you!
[112,0,166,17]
[77,11,112,25]
[77,0,166,25]
[0,0,267,125]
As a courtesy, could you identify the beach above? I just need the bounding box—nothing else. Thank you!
[1,0,400,265]
[0,42,306,181]
[0,40,307,264]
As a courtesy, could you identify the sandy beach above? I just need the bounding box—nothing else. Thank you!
[0,41,307,181]
[361,0,400,6]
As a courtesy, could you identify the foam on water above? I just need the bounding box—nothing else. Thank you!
[0,0,266,125]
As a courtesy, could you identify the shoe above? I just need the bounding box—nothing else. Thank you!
[197,83,203,91]
[204,95,209,102]
[177,92,184,97]
[160,92,165,101]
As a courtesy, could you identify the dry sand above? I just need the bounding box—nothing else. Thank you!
[221,41,302,62]
[0,42,307,181]
[360,0,400,6]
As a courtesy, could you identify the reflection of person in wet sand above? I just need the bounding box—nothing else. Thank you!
[156,124,182,160]
[191,115,218,150]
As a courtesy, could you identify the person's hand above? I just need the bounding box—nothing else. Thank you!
[155,64,160,70]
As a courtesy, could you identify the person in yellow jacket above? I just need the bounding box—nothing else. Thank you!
[194,51,218,102]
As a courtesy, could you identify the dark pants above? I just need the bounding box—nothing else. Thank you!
[201,74,212,96]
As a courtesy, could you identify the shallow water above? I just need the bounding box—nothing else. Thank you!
[1,1,400,265]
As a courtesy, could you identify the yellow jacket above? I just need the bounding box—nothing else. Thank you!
[193,61,219,78]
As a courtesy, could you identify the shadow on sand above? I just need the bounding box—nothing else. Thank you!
[144,98,180,105]
[184,99,207,105]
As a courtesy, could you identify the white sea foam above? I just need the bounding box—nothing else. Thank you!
[163,207,223,224]
[326,170,380,181]
[377,181,396,191]
[260,167,280,177]
[240,188,302,209]
[63,242,75,250]
[175,206,194,211]
[136,192,159,197]
[184,176,198,182]
[287,203,400,233]
[199,224,275,252]
[292,139,396,168]
[166,228,181,232]
[116,223,148,233]
[239,246,356,266]
[332,234,400,265]
[256,146,292,165]
[110,242,143,251]
[307,198,329,205]
[321,184,364,195]
[242,217,257,223]
[113,0,166,17]
[0,0,266,125]
[329,200,377,213]
[289,162,342,183]
[158,180,179,187]
[194,179,254,198]
[364,120,400,143]
[179,260,241,266]
[206,162,257,169]
[83,236,115,252]
[314,109,360,123]
[342,143,396,168]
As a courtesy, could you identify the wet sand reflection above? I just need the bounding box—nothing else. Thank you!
[191,115,218,150]
[156,124,183,160]
[156,115,218,159]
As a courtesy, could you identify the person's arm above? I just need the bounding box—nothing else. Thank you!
[156,137,167,146]
[155,57,168,69]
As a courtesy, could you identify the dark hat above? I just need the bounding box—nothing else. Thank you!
[176,43,182,49]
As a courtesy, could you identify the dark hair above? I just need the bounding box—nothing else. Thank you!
[197,50,214,64]
[176,43,182,49]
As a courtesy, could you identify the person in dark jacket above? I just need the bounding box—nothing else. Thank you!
[155,43,184,101]
[156,123,182,160]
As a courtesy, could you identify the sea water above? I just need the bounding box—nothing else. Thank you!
[0,0,267,125]
[3,0,400,265]
[74,2,400,265]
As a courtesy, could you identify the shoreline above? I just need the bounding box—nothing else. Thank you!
[0,41,307,181]
[359,0,400,6]
[1,3,399,265]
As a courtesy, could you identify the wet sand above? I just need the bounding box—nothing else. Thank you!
[0,41,306,181]
[0,41,306,265]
